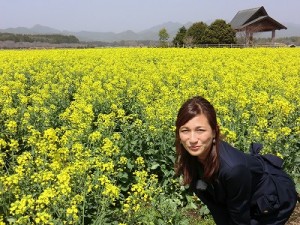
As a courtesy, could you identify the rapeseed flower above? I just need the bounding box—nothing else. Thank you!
[9,194,35,215]
[101,137,120,157]
[35,211,52,224]
[36,187,56,207]
[0,47,299,223]
[5,120,18,134]
[8,139,19,152]
[135,156,145,167]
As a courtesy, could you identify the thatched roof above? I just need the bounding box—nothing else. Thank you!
[230,6,287,32]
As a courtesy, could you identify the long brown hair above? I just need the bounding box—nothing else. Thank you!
[175,96,220,185]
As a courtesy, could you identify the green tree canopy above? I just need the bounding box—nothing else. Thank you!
[186,22,208,45]
[158,28,169,42]
[172,26,187,47]
[202,19,236,44]
[0,33,80,43]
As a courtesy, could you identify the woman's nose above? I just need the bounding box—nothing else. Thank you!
[189,132,198,143]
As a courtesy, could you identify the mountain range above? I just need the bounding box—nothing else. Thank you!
[1,21,299,42]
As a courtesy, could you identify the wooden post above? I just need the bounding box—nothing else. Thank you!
[245,27,254,47]
[245,29,249,46]
[272,30,275,46]
[249,32,253,47]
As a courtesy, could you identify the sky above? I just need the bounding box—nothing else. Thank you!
[1,0,300,33]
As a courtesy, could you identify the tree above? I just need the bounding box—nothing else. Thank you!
[202,19,236,44]
[172,26,187,47]
[0,33,80,44]
[158,28,169,47]
[186,22,208,45]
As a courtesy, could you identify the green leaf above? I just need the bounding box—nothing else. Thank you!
[150,162,160,170]
[7,217,16,223]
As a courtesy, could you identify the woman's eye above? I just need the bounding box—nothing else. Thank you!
[196,129,204,133]
[180,130,189,133]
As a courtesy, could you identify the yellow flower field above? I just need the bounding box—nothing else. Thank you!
[0,48,299,224]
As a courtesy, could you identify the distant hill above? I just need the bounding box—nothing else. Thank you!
[0,22,189,42]
[0,21,299,42]
[2,24,61,35]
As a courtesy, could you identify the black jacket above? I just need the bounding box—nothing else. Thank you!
[191,141,297,225]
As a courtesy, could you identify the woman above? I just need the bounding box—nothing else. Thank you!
[175,96,297,225]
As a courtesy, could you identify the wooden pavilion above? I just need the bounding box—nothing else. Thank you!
[230,6,287,46]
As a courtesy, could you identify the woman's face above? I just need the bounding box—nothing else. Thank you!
[179,114,215,162]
